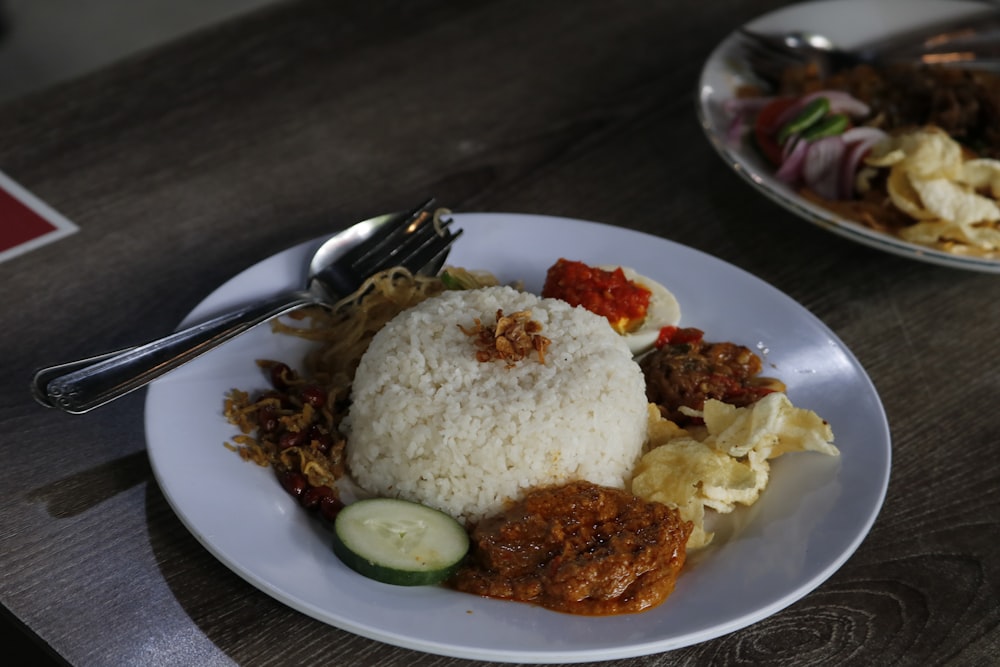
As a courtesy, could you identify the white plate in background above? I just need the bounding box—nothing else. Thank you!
[697,0,1000,273]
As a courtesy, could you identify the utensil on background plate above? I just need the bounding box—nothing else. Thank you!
[33,199,461,414]
[736,7,1000,87]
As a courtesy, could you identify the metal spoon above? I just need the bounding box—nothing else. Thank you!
[33,200,460,413]
[738,9,1000,87]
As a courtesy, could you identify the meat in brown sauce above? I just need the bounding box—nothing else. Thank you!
[450,480,692,616]
[640,327,780,426]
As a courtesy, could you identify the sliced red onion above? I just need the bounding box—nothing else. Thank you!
[802,89,870,117]
[839,141,869,200]
[803,136,846,200]
[838,128,890,199]
[775,136,809,184]
[723,96,776,116]
[842,126,889,144]
[727,113,746,146]
[724,96,777,146]
[782,133,802,161]
[771,97,807,133]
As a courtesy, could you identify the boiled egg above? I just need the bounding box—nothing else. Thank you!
[598,265,681,356]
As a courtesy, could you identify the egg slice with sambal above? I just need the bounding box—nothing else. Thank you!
[542,258,680,355]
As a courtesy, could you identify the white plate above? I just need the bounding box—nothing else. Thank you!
[697,0,1000,273]
[145,213,891,663]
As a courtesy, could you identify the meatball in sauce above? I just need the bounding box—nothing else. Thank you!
[641,326,783,426]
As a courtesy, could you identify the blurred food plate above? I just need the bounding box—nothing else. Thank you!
[698,0,1000,273]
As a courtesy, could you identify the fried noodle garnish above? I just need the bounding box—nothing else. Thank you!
[222,267,447,514]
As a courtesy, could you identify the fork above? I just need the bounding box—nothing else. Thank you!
[736,10,1000,89]
[33,199,461,413]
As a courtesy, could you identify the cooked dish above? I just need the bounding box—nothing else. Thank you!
[780,63,1000,159]
[224,257,837,615]
[730,62,1000,258]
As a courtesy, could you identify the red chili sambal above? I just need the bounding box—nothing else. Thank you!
[449,481,692,616]
[541,258,651,334]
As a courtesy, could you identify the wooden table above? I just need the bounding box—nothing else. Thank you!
[2,1,998,664]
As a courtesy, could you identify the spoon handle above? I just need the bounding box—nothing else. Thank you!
[874,13,1000,61]
[35,290,319,413]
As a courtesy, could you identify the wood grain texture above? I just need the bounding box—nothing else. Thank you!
[1,0,998,665]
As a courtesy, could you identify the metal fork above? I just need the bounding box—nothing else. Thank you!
[736,10,1000,89]
[33,199,461,413]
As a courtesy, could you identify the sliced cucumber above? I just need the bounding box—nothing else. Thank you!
[332,498,470,586]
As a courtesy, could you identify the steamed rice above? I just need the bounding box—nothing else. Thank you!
[343,285,649,524]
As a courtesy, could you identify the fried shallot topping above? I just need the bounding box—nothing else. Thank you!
[459,309,551,368]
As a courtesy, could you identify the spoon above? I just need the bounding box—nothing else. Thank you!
[34,200,460,413]
[738,9,1000,87]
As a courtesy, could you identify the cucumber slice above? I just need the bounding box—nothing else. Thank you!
[332,498,470,586]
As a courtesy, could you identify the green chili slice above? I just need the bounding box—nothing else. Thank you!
[777,97,830,143]
[801,113,850,141]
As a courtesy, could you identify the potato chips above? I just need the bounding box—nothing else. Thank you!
[864,126,1000,253]
[631,394,838,550]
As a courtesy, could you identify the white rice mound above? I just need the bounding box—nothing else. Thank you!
[343,285,649,524]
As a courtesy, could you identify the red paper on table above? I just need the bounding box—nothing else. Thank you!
[0,170,78,264]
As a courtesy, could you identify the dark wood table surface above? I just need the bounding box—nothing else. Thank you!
[2,0,998,665]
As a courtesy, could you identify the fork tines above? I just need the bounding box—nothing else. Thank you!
[398,218,463,277]
[337,198,437,270]
[347,197,461,279]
